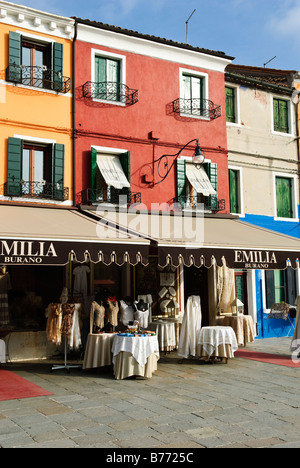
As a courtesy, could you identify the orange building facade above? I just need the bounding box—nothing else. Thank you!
[0,2,74,205]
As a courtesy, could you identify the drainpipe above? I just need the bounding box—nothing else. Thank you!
[72,20,78,207]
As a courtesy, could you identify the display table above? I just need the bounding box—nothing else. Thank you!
[82,333,116,370]
[148,321,176,352]
[197,326,238,362]
[112,334,160,380]
[222,315,256,347]
[0,340,6,364]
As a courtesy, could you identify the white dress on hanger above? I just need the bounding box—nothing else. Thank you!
[178,295,202,359]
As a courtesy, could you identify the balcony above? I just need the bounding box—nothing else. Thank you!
[82,81,139,106]
[172,98,222,120]
[4,180,69,201]
[76,188,142,206]
[174,195,226,213]
[6,64,71,93]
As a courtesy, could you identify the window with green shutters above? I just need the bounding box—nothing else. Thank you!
[181,74,204,116]
[276,176,294,218]
[95,56,121,102]
[6,137,65,201]
[265,268,297,309]
[7,31,66,92]
[273,98,289,133]
[225,86,236,123]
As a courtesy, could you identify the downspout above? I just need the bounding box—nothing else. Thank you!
[72,20,78,206]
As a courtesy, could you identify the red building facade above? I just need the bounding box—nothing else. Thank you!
[74,19,233,212]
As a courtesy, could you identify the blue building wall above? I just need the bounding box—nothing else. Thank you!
[242,214,299,339]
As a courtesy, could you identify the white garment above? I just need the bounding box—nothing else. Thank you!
[134,302,149,329]
[0,339,6,364]
[68,304,82,350]
[73,265,90,297]
[291,296,300,351]
[178,295,202,359]
[119,300,135,327]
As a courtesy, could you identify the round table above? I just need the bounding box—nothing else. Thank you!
[197,326,238,363]
[148,321,176,352]
[82,333,116,369]
[112,334,160,380]
[222,315,256,347]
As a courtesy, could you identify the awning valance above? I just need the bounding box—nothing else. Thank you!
[0,205,149,266]
[186,164,216,196]
[97,154,130,190]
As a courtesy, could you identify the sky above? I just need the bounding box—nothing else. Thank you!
[13,0,300,71]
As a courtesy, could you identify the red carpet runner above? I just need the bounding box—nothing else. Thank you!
[235,349,300,368]
[0,369,53,401]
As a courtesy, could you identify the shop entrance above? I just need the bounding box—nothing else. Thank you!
[184,266,209,326]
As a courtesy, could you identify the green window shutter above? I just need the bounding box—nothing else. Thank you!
[119,151,131,184]
[7,137,23,196]
[177,159,186,202]
[229,169,239,213]
[276,177,293,218]
[53,144,65,200]
[53,42,63,91]
[8,31,21,83]
[265,271,275,309]
[225,87,235,123]
[95,56,106,83]
[204,162,218,211]
[274,98,289,133]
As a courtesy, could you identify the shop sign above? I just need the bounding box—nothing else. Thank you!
[0,240,58,265]
[234,250,277,269]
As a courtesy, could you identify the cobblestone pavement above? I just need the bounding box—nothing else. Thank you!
[0,337,299,448]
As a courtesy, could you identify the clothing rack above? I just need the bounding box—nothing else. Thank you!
[51,334,81,374]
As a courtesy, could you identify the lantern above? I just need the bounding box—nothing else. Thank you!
[231,298,244,316]
[166,299,179,318]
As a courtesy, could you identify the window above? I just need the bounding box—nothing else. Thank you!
[275,176,294,219]
[94,56,121,102]
[176,160,220,211]
[273,98,290,133]
[7,31,69,93]
[179,69,208,118]
[229,168,241,214]
[225,86,236,123]
[265,269,297,309]
[91,148,131,204]
[6,137,66,201]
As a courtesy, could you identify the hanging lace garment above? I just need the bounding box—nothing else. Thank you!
[61,303,76,336]
[119,300,135,327]
[105,298,119,327]
[68,304,82,350]
[178,295,202,359]
[217,264,235,315]
[45,304,63,345]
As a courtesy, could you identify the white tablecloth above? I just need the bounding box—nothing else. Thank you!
[82,333,116,369]
[148,321,176,351]
[0,339,5,364]
[198,326,238,359]
[222,315,256,346]
[112,335,160,367]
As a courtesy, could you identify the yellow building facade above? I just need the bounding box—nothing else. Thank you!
[0,1,74,204]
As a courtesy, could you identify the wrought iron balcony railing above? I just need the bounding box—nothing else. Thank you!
[82,81,139,106]
[76,187,142,206]
[174,195,226,213]
[6,64,71,93]
[4,180,69,201]
[172,98,222,120]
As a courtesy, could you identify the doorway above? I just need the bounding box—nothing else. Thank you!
[184,266,209,326]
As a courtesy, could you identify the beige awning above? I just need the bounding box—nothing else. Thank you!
[186,164,216,196]
[0,205,149,266]
[93,209,300,270]
[97,154,130,190]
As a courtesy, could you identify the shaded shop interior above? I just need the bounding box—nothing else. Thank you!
[1,205,300,362]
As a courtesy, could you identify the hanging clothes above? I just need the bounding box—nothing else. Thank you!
[291,296,300,352]
[0,273,11,326]
[68,304,82,350]
[178,295,202,359]
[73,265,90,298]
[134,300,149,329]
[217,265,235,315]
[45,303,63,345]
